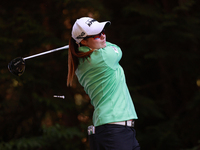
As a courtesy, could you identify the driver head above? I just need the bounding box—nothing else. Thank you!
[8,57,25,76]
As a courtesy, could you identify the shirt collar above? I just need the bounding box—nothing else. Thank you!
[79,46,96,53]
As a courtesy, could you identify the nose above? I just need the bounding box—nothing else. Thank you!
[100,33,105,39]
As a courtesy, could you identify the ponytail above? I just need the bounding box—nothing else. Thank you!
[67,37,94,86]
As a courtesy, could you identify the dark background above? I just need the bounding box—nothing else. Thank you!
[1,0,200,149]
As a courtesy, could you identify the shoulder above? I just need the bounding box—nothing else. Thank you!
[98,42,122,69]
[102,42,121,54]
[99,42,122,57]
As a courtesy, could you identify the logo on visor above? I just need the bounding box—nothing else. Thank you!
[76,32,86,39]
[85,19,96,27]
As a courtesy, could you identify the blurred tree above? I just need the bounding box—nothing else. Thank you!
[0,0,109,149]
[102,0,200,149]
[1,0,200,150]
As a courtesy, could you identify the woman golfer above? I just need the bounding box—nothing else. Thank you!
[67,17,140,150]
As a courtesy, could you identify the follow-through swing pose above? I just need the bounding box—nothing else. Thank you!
[67,17,140,150]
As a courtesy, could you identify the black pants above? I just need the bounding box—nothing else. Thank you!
[89,124,140,150]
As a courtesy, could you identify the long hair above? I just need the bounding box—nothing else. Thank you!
[67,37,95,86]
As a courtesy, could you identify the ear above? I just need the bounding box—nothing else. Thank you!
[80,39,88,46]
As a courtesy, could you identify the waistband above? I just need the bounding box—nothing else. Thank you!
[108,120,134,127]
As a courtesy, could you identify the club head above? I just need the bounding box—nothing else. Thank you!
[8,57,25,76]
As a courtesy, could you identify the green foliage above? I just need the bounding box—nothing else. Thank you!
[102,0,200,149]
[1,0,200,150]
[0,124,83,150]
[182,140,200,150]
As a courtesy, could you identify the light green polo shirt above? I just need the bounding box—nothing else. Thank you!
[75,42,138,126]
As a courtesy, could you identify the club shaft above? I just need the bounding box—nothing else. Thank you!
[24,45,69,60]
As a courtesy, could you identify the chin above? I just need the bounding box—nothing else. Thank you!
[101,45,106,48]
[102,43,107,48]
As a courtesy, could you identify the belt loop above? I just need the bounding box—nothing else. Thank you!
[132,121,135,127]
[125,121,127,126]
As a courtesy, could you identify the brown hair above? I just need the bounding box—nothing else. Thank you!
[67,37,95,86]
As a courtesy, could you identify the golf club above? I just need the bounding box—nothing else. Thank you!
[8,45,69,76]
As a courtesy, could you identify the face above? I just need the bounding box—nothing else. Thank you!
[80,32,107,49]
